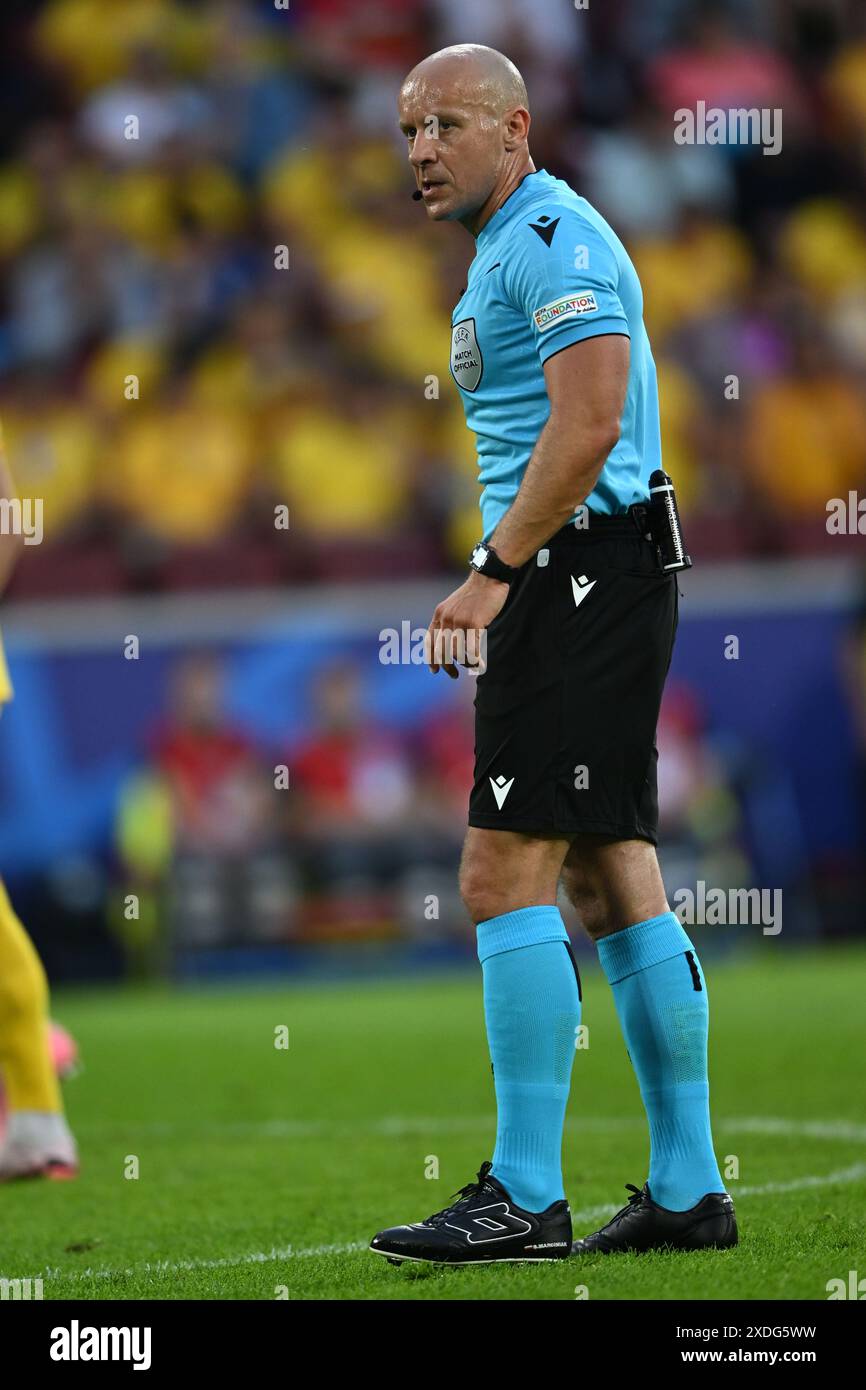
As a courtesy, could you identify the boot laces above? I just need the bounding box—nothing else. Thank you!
[607,1183,646,1227]
[423,1161,494,1227]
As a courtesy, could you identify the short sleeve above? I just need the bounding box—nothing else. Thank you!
[506,210,630,365]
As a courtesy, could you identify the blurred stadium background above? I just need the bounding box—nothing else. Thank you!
[1,0,865,989]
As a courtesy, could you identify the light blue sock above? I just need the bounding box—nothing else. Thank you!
[477,905,581,1213]
[597,911,724,1211]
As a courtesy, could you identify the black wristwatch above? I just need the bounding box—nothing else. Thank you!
[469,542,520,585]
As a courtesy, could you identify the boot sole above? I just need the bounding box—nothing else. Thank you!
[369,1245,571,1267]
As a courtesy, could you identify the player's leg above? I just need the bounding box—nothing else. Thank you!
[0,878,78,1179]
[561,835,736,1251]
[459,826,581,1211]
[370,827,579,1265]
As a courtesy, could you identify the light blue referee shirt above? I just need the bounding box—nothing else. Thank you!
[449,168,662,539]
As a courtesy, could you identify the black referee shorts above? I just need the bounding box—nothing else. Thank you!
[468,512,678,843]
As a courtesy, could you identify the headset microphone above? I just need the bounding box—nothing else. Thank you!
[412,190,423,201]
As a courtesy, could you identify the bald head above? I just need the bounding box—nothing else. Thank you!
[398,45,533,233]
[402,44,528,120]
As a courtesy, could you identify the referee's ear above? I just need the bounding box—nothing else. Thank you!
[503,105,530,151]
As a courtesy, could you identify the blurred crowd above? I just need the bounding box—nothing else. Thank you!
[1,0,866,598]
[114,654,474,960]
[110,651,763,964]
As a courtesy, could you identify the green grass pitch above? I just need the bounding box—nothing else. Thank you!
[3,945,865,1300]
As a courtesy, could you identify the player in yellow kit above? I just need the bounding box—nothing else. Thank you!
[0,429,78,1179]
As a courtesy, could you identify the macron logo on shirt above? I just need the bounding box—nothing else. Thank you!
[533,292,598,332]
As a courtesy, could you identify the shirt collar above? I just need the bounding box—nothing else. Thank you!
[476,168,552,247]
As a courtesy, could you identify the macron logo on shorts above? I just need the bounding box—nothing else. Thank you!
[490,775,515,809]
[571,574,597,608]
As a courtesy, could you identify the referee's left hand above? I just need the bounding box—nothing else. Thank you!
[425,571,509,678]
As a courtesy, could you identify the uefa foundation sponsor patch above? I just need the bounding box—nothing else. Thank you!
[533,292,598,331]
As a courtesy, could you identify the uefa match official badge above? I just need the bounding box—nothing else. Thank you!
[450,318,483,391]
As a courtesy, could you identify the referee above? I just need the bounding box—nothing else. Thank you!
[370,44,737,1264]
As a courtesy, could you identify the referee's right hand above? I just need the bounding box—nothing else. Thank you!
[424,570,508,678]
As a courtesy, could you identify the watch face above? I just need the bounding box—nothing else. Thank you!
[471,545,489,568]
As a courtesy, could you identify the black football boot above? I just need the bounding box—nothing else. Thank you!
[571,1182,738,1254]
[370,1161,572,1265]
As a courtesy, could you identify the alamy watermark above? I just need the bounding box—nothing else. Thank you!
[1,1276,43,1300]
[673,881,782,935]
[674,102,782,156]
[379,621,486,670]
[826,492,866,535]
[50,1321,152,1370]
[0,496,43,545]
[827,1270,866,1299]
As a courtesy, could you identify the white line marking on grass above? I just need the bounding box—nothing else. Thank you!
[76,1114,866,1143]
[723,1117,866,1144]
[573,1164,866,1230]
[38,1242,367,1284]
[29,1161,866,1288]
[735,1163,866,1197]
[74,1115,642,1140]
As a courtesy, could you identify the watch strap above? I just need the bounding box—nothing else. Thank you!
[469,542,520,584]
